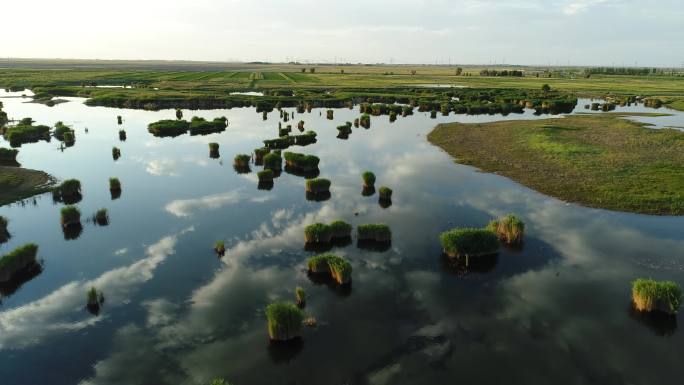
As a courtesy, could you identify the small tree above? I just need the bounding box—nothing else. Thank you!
[542,84,551,93]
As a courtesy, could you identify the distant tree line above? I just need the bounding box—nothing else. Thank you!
[479,69,524,77]
[584,67,672,76]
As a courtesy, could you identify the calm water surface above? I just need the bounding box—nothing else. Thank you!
[1,92,684,385]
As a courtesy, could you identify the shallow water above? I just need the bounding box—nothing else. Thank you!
[1,92,684,385]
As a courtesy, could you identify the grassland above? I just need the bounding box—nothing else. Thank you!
[0,166,54,205]
[1,61,682,110]
[428,114,684,215]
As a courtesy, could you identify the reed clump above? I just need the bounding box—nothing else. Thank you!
[632,279,682,314]
[307,253,352,285]
[357,224,392,242]
[487,214,525,245]
[266,302,304,341]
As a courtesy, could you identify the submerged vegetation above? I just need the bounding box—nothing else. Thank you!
[439,228,499,258]
[632,279,682,315]
[266,302,304,341]
[307,253,352,285]
[0,243,39,283]
[487,214,525,245]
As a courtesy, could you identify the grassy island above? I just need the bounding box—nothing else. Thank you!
[428,114,684,215]
[266,302,304,341]
[439,228,499,258]
[632,279,682,314]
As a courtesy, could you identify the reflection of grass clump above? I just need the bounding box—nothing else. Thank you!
[439,228,499,258]
[632,279,682,314]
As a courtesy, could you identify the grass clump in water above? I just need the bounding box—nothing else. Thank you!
[147,119,189,137]
[3,118,50,146]
[357,224,392,242]
[112,147,121,160]
[330,220,352,239]
[304,223,333,244]
[362,171,375,188]
[233,154,251,168]
[632,278,682,314]
[266,302,304,341]
[307,253,352,285]
[257,169,274,182]
[305,178,331,194]
[214,240,225,255]
[0,243,38,283]
[487,214,525,245]
[295,286,306,307]
[254,148,270,164]
[284,152,319,171]
[94,208,109,226]
[188,116,227,135]
[439,228,499,258]
[53,179,82,203]
[378,186,392,200]
[60,205,81,227]
[263,152,282,171]
[0,216,8,242]
[109,177,121,191]
[0,148,19,164]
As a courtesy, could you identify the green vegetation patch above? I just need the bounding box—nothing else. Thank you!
[487,214,525,245]
[266,302,304,341]
[307,253,352,284]
[428,114,684,215]
[0,243,39,282]
[632,278,683,314]
[147,119,190,137]
[439,228,500,258]
[357,223,391,242]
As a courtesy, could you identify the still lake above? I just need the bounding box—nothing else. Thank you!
[1,91,684,385]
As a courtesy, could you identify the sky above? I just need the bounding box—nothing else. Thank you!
[3,0,683,66]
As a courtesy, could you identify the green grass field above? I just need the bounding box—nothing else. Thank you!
[428,114,684,215]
